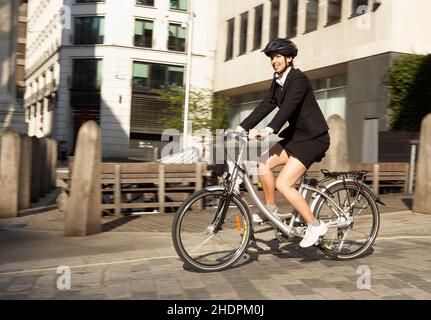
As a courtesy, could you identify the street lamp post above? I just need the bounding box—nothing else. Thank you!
[182,0,195,151]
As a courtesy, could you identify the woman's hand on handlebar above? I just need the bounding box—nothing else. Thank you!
[249,129,270,140]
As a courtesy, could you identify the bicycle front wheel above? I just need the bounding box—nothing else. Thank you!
[172,189,252,272]
[314,182,380,260]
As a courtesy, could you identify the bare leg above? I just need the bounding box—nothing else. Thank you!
[257,143,290,205]
[275,156,315,223]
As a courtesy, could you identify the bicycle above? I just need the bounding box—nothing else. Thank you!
[172,131,382,272]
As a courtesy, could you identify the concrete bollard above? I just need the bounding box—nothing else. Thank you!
[413,114,431,215]
[44,138,52,193]
[19,134,33,210]
[48,138,58,190]
[0,131,21,218]
[321,115,349,172]
[65,121,102,236]
[31,137,42,202]
[40,138,49,196]
[44,138,57,191]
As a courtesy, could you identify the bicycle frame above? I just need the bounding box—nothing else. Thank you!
[221,133,356,238]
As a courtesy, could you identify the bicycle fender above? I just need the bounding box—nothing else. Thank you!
[204,185,243,198]
[204,185,225,192]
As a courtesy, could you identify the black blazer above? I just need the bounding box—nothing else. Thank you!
[239,68,329,142]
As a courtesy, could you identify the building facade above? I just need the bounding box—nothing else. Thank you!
[25,0,218,160]
[0,0,28,140]
[214,0,431,163]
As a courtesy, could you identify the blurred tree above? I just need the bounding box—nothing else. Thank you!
[152,86,229,132]
[387,54,431,131]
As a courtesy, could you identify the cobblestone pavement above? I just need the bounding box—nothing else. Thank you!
[1,193,431,300]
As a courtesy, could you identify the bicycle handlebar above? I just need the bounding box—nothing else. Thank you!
[223,129,265,142]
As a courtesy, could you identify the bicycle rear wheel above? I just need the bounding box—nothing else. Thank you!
[172,189,252,272]
[314,182,380,260]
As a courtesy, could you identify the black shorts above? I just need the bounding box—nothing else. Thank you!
[278,132,330,169]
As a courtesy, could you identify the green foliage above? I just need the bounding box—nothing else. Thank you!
[387,54,431,131]
[151,86,230,133]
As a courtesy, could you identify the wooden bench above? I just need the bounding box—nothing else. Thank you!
[350,163,410,194]
[60,162,204,215]
[100,162,204,215]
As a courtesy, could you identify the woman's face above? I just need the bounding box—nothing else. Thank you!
[270,53,293,74]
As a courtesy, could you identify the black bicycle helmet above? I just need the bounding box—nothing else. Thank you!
[262,38,298,57]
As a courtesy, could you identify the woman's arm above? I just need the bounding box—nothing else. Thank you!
[267,75,309,134]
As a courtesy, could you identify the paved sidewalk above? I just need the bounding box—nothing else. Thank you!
[1,192,431,300]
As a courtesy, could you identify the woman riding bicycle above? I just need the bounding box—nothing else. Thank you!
[234,38,331,248]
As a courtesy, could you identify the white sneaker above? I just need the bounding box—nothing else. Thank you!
[299,221,328,248]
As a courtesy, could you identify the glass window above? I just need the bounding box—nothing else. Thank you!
[168,23,186,52]
[132,62,150,90]
[136,0,154,6]
[269,0,280,40]
[74,16,104,45]
[168,66,184,87]
[239,12,248,55]
[72,59,103,89]
[132,62,184,91]
[352,0,368,16]
[225,18,234,61]
[313,74,347,120]
[327,0,342,25]
[134,19,153,48]
[253,5,263,50]
[305,0,318,32]
[170,0,187,11]
[315,88,347,120]
[286,0,298,38]
[329,74,347,88]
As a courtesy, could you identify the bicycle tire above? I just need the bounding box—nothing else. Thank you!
[172,188,252,272]
[313,182,380,260]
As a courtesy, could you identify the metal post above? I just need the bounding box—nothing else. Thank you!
[182,0,195,151]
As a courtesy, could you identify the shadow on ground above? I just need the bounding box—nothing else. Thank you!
[18,204,58,217]
[102,215,141,232]
[402,198,413,210]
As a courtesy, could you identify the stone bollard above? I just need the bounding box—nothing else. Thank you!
[44,138,52,193]
[19,134,33,210]
[413,114,431,215]
[65,121,102,236]
[40,138,49,196]
[321,115,349,172]
[44,138,57,191]
[48,138,58,190]
[31,137,42,202]
[0,131,21,218]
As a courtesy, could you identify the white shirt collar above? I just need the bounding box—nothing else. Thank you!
[276,67,292,87]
